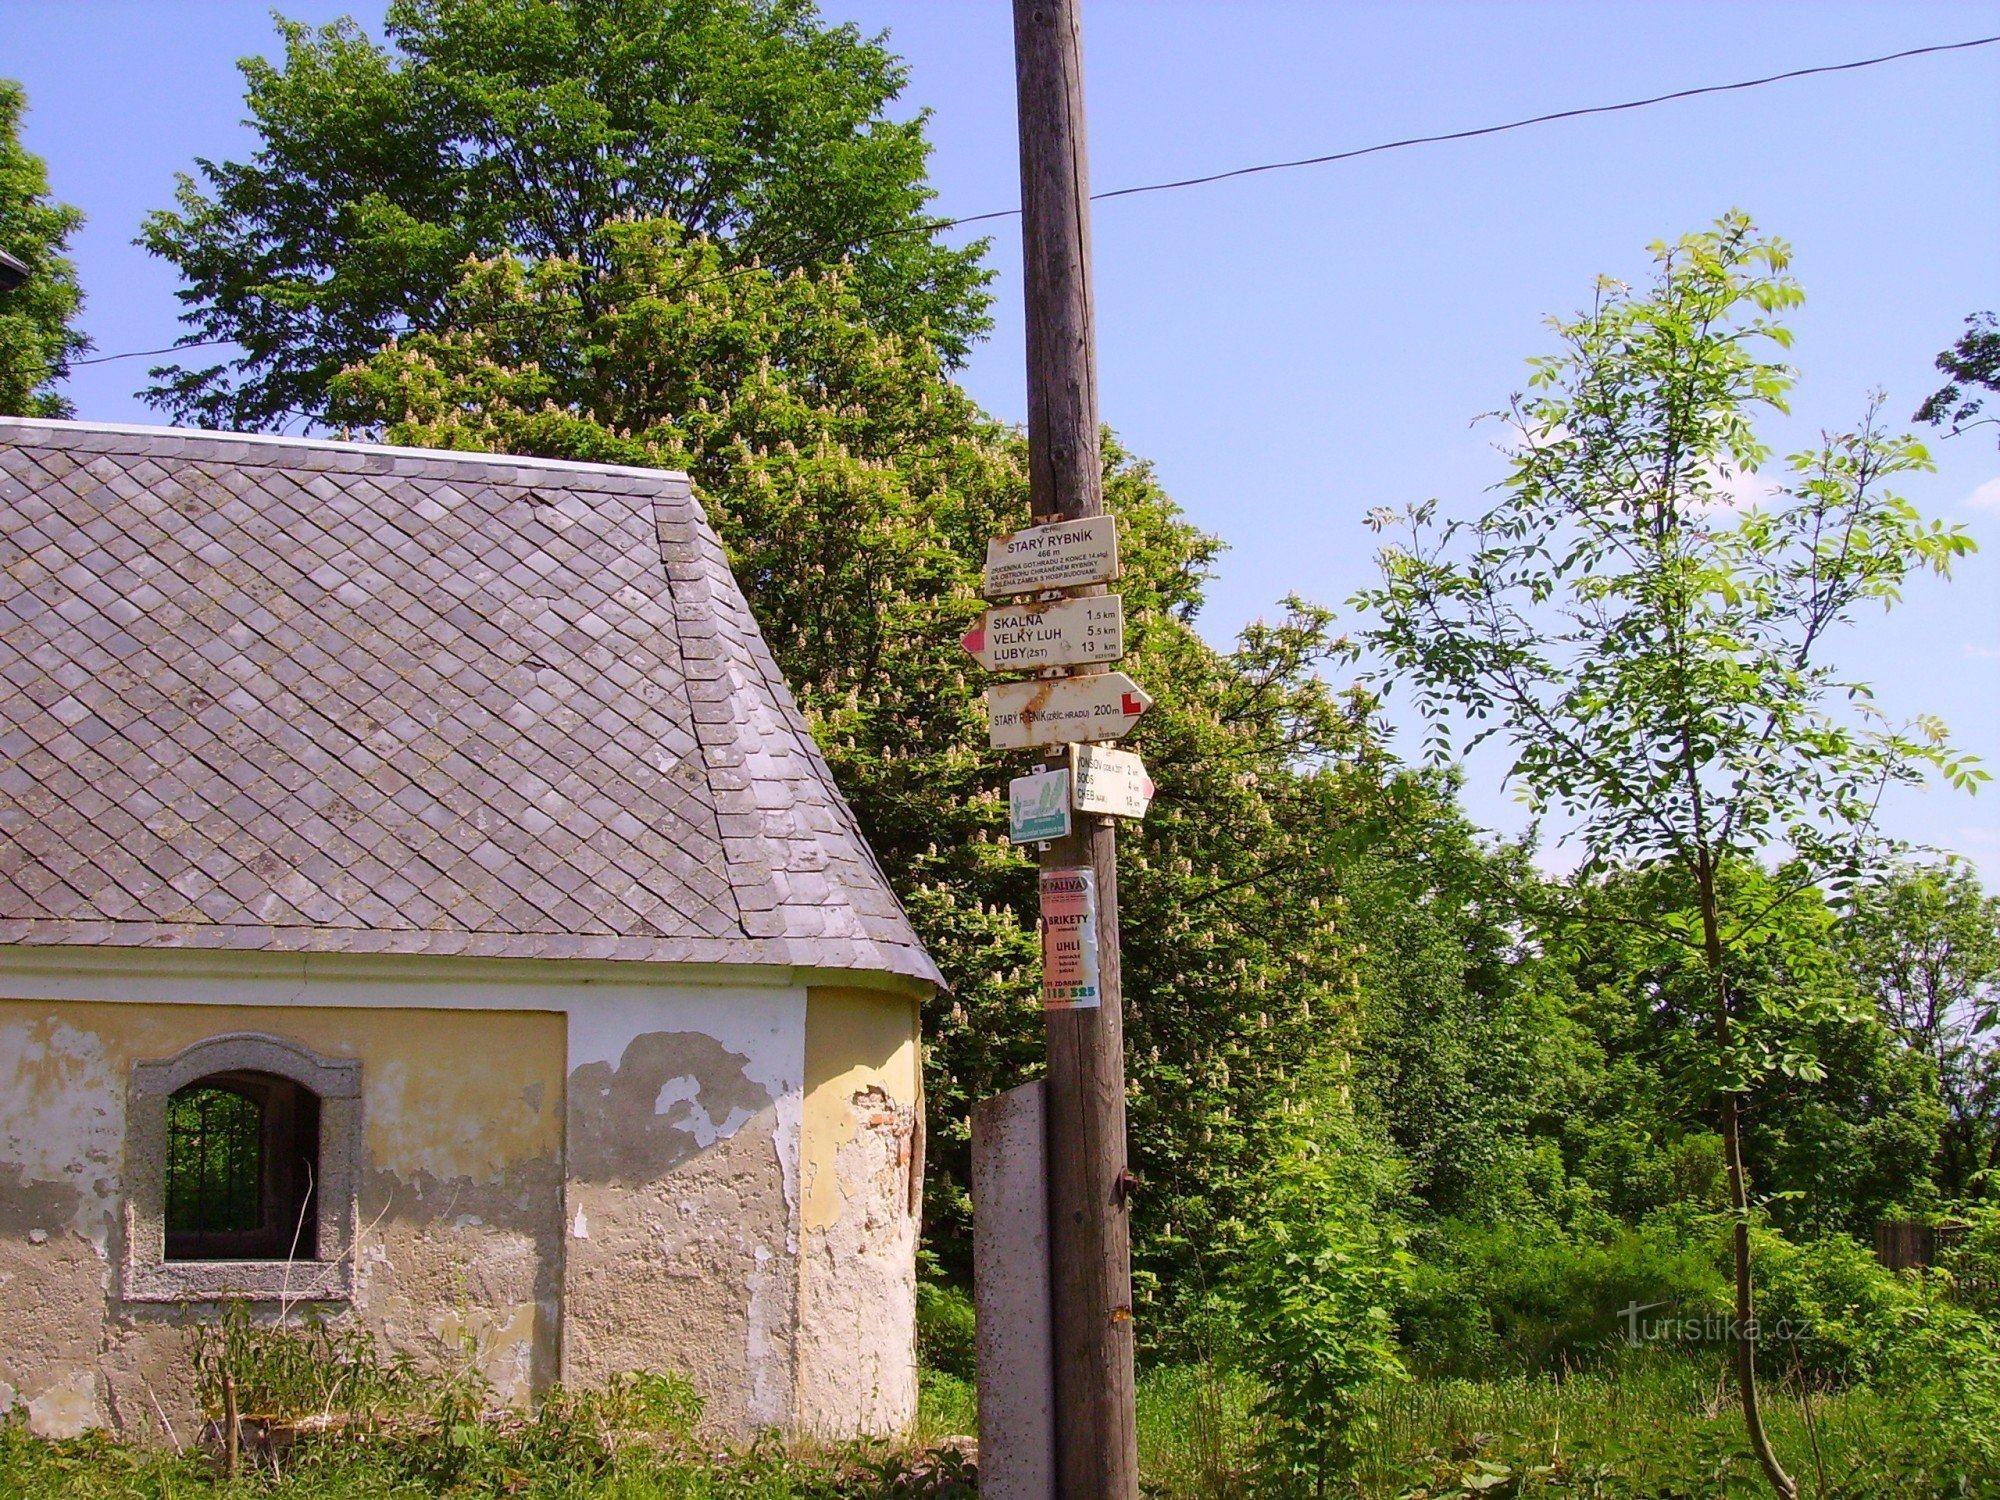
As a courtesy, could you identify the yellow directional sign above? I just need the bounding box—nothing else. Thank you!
[986,672,1152,750]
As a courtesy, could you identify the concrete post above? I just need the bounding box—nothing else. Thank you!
[972,1080,1055,1500]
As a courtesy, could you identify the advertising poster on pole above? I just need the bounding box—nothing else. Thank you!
[1040,866,1101,1010]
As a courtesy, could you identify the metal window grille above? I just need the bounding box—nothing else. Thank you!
[165,1084,264,1241]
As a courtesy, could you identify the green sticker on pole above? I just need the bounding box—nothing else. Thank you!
[1010,767,1072,844]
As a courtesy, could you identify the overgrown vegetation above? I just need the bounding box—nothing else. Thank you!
[1,1305,970,1497]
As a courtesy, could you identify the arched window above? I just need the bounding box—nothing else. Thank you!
[163,1070,320,1262]
[127,1034,359,1301]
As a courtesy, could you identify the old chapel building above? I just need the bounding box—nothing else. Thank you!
[0,419,940,1440]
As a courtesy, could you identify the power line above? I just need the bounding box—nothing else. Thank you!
[1082,32,2000,209]
[75,340,225,367]
[73,31,2000,371]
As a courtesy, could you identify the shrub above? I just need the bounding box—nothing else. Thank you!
[1228,1077,1408,1497]
[1938,1201,2000,1315]
[1396,1212,1728,1376]
[188,1301,434,1429]
[1750,1227,1921,1385]
[916,1277,977,1382]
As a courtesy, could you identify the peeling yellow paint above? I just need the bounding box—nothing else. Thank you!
[434,1301,542,1407]
[800,989,919,1235]
[0,998,566,1431]
[795,987,921,1436]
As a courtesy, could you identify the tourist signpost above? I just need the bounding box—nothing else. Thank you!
[961,595,1125,673]
[967,4,1142,1494]
[1070,743,1153,820]
[1010,766,1073,844]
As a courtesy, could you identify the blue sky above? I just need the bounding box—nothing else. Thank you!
[8,0,2000,871]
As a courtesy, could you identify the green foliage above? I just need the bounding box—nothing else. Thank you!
[1397,1212,1730,1377]
[914,1370,976,1444]
[189,1303,432,1427]
[1344,806,1597,1228]
[1358,212,1981,910]
[1747,1229,1916,1386]
[14,1344,2000,1497]
[1357,210,1983,1497]
[1938,1201,2000,1315]
[1839,859,2000,1199]
[1352,1359,2000,1499]
[1878,1289,2000,1471]
[1227,1071,1409,1496]
[1536,865,1948,1237]
[167,1310,984,1497]
[0,79,89,418]
[914,1277,976,1383]
[141,0,991,430]
[0,1398,973,1498]
[1914,310,2000,446]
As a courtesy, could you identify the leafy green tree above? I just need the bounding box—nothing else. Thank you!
[1548,865,1944,1236]
[141,0,990,431]
[0,79,89,418]
[1915,312,1999,446]
[1344,797,1597,1225]
[1357,213,1983,1499]
[1841,860,2000,1198]
[327,219,1398,1342]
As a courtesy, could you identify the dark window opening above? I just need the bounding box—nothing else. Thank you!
[164,1071,320,1262]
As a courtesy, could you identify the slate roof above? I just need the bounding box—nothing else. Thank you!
[0,419,940,987]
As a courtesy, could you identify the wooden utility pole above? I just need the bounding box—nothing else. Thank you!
[1012,2,1140,1496]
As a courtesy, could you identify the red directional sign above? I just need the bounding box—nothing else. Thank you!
[960,596,1124,673]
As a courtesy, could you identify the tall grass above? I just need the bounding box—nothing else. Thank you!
[1063,1352,1989,1498]
[6,1354,1986,1498]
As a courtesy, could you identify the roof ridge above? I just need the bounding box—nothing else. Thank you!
[0,416,692,487]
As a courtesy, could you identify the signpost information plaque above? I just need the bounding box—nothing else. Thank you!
[1070,743,1154,820]
[982,515,1120,599]
[1010,767,1072,844]
[986,673,1153,751]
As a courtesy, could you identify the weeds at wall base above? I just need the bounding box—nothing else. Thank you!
[0,1415,978,1499]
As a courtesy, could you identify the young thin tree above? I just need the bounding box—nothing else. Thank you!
[1357,213,1983,1499]
[0,79,89,417]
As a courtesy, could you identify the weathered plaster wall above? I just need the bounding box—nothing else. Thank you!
[560,987,806,1434]
[0,949,923,1443]
[794,986,922,1437]
[0,996,564,1437]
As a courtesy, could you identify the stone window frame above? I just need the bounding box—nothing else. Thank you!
[122,1032,362,1304]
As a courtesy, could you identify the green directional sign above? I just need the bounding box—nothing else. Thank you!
[1009,767,1072,844]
